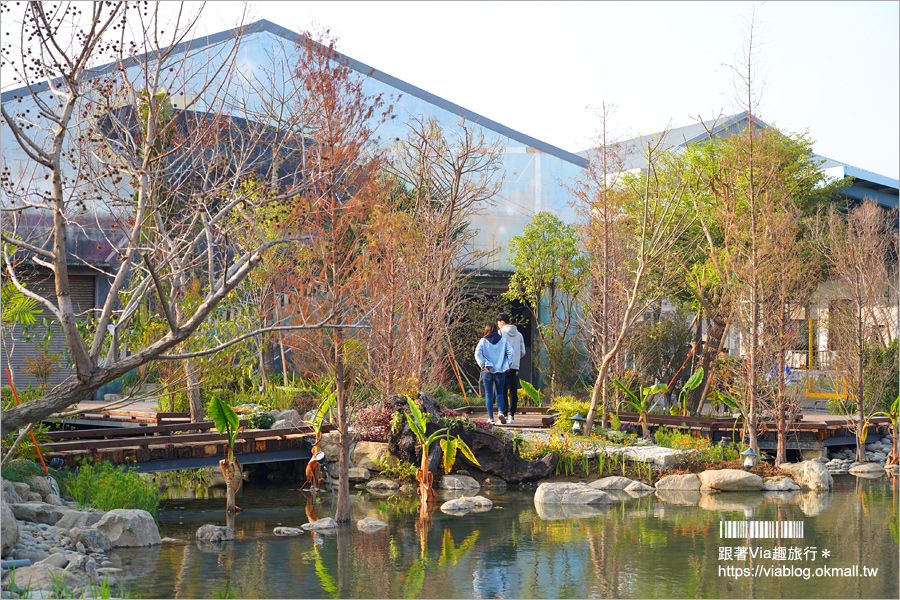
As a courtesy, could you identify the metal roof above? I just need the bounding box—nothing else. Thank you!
[577,112,898,208]
[1,19,588,169]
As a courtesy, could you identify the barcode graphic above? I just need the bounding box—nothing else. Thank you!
[719,521,804,538]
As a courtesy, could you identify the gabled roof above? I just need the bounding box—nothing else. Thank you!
[1,19,588,169]
[578,112,899,209]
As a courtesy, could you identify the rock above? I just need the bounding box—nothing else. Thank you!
[351,442,397,471]
[440,497,474,514]
[25,477,56,497]
[27,492,43,502]
[347,467,371,482]
[2,481,22,505]
[533,483,612,505]
[12,548,50,563]
[301,518,337,531]
[36,553,70,569]
[42,495,65,508]
[356,517,387,533]
[64,554,97,577]
[655,474,701,491]
[11,482,31,501]
[10,503,68,526]
[789,461,834,492]
[273,409,301,428]
[462,495,493,512]
[92,509,161,547]
[624,481,655,495]
[7,565,81,592]
[273,527,304,536]
[55,509,105,530]
[399,484,417,494]
[365,479,399,492]
[589,476,636,490]
[318,432,344,465]
[849,462,886,475]
[698,492,765,512]
[2,499,19,557]
[763,476,799,491]
[196,525,234,543]
[698,469,764,492]
[70,527,111,553]
[482,477,507,490]
[439,475,480,491]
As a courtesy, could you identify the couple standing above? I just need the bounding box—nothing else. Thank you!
[474,313,526,425]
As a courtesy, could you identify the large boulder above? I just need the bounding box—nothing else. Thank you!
[698,469,764,492]
[440,475,480,491]
[302,518,338,531]
[366,479,399,493]
[763,476,800,491]
[534,483,612,505]
[1,498,19,557]
[2,480,23,505]
[347,467,371,482]
[317,432,345,465]
[848,462,886,476]
[461,495,493,512]
[356,517,387,533]
[11,482,31,501]
[655,474,701,490]
[351,442,398,471]
[273,527,304,536]
[92,509,161,547]
[440,497,474,515]
[785,461,833,492]
[7,564,81,592]
[625,481,655,495]
[10,502,68,525]
[56,509,106,530]
[25,476,57,497]
[589,476,637,490]
[196,524,234,543]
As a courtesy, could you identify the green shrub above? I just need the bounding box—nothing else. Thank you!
[249,410,275,429]
[63,460,160,517]
[1,459,62,484]
[373,459,418,482]
[549,396,591,434]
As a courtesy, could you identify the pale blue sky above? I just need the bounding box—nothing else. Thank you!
[195,1,900,180]
[4,1,898,179]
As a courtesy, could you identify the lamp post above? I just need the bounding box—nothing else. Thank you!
[741,447,759,471]
[570,413,586,435]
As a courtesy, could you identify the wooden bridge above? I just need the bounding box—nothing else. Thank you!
[43,418,333,473]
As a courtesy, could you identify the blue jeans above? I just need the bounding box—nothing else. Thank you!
[483,370,507,419]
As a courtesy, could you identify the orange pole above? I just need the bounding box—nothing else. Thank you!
[447,352,469,406]
[668,344,697,390]
[4,368,50,475]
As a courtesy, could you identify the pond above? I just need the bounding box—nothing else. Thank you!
[114,475,898,599]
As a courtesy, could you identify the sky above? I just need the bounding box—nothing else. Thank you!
[3,1,899,179]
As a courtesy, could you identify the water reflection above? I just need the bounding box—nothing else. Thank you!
[121,476,899,599]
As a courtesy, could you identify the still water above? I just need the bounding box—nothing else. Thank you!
[115,475,898,599]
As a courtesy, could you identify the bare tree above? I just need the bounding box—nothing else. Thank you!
[384,117,503,389]
[814,200,898,461]
[582,134,695,432]
[0,3,357,436]
[571,102,632,418]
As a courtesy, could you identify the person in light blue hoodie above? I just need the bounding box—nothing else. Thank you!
[474,323,514,424]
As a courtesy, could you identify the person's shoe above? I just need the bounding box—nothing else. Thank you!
[496,414,506,425]
[508,413,514,423]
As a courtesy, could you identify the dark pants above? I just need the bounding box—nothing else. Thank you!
[482,370,507,419]
[504,368,520,416]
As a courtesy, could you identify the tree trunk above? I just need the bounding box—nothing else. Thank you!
[221,456,236,514]
[688,315,728,413]
[334,332,351,523]
[185,360,203,423]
